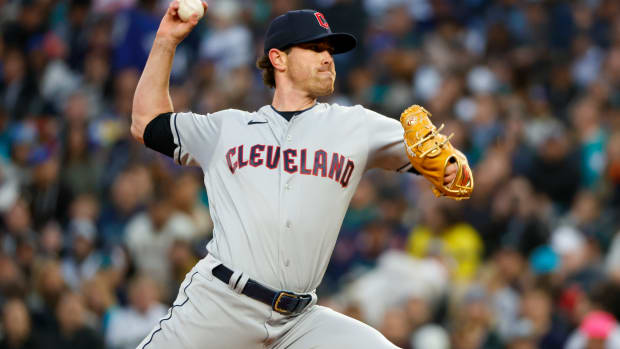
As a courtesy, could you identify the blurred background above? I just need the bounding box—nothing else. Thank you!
[0,0,619,348]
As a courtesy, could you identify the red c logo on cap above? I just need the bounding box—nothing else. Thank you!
[314,12,329,30]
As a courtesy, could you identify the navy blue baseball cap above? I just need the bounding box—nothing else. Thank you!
[264,10,357,55]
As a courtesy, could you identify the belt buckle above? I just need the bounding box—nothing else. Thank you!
[273,291,296,315]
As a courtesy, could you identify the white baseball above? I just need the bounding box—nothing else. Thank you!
[177,0,204,22]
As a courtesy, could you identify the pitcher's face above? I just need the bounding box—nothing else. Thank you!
[286,41,336,97]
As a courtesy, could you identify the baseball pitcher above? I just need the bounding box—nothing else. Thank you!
[131,2,473,348]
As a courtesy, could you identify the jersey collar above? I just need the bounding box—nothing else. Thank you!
[270,103,319,122]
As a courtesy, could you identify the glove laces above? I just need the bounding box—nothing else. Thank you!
[405,123,454,158]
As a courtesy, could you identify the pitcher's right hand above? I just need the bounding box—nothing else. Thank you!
[156,0,208,47]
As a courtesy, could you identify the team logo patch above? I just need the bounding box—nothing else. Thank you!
[314,12,329,30]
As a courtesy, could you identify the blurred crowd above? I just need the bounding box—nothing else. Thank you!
[0,0,619,348]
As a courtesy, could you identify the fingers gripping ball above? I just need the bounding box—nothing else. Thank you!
[400,105,474,200]
[177,0,204,22]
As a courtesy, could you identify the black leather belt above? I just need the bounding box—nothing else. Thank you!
[212,264,312,316]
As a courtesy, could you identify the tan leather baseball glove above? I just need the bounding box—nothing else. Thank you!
[400,105,474,200]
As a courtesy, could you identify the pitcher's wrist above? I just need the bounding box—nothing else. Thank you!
[153,35,180,51]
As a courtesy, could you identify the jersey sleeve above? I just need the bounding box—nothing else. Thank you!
[170,111,223,167]
[363,107,415,173]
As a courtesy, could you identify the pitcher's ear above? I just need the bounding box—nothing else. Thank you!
[269,48,288,72]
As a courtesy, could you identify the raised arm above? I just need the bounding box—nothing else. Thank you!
[130,0,208,143]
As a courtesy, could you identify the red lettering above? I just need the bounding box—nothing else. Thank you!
[300,149,312,175]
[313,150,327,177]
[283,149,298,173]
[329,153,345,181]
[266,146,280,169]
[238,145,248,168]
[340,160,355,187]
[226,147,237,174]
[227,145,352,184]
[314,12,329,30]
[249,145,265,167]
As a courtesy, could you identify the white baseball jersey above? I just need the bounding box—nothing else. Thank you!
[170,103,412,293]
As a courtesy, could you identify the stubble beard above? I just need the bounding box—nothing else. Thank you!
[287,63,336,98]
[309,72,336,97]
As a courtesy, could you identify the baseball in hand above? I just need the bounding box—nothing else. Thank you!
[177,0,204,22]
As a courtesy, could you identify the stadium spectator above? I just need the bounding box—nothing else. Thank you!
[105,276,166,349]
[124,194,195,292]
[80,274,118,334]
[43,292,103,349]
[406,197,483,282]
[0,298,39,349]
[61,219,104,290]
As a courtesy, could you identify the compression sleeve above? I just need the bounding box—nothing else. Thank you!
[144,112,175,158]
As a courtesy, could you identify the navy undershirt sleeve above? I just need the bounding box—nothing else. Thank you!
[408,166,420,175]
[144,112,176,158]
